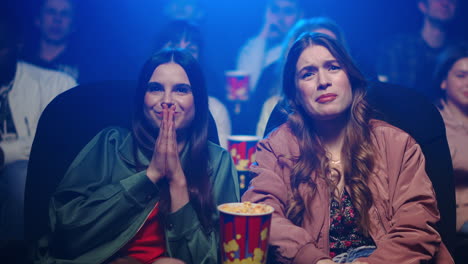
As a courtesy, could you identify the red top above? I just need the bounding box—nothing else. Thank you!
[119,204,166,264]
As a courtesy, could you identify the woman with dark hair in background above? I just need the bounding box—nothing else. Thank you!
[242,33,452,263]
[434,43,468,235]
[153,20,231,148]
[38,49,239,264]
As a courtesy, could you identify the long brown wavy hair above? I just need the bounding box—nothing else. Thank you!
[282,33,375,235]
[131,49,215,231]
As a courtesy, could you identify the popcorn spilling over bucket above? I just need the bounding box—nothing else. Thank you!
[218,202,274,264]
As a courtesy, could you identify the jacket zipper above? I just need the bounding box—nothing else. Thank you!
[97,201,159,264]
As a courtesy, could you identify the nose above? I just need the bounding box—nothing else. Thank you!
[52,14,63,25]
[161,92,174,108]
[317,70,331,90]
[162,102,174,108]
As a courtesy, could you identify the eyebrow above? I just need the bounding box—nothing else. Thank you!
[147,81,162,87]
[297,65,316,74]
[147,82,192,90]
[297,59,339,72]
[174,83,192,89]
[323,59,339,65]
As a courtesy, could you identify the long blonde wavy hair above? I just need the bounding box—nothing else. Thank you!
[282,33,376,235]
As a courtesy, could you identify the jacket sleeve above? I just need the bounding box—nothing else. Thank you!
[242,139,330,264]
[358,132,453,263]
[165,146,240,264]
[49,128,158,258]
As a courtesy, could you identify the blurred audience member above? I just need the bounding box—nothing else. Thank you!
[236,0,303,90]
[256,17,347,137]
[21,0,80,81]
[153,20,231,148]
[0,14,76,240]
[434,42,468,234]
[163,0,206,23]
[377,0,458,100]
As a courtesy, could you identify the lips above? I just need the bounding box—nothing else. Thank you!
[316,93,337,103]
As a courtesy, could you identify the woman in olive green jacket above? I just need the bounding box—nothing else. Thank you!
[41,49,239,264]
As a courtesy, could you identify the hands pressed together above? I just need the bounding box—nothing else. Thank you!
[146,103,189,212]
[147,103,184,185]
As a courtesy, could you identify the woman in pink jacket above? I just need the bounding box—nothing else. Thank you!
[242,33,453,264]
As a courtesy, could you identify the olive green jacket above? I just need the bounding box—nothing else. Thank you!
[39,127,239,264]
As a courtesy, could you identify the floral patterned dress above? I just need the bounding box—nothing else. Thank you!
[329,189,376,258]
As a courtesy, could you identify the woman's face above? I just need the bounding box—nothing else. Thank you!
[441,57,468,109]
[144,62,195,130]
[295,45,353,120]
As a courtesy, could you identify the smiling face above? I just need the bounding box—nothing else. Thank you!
[441,57,468,110]
[295,45,353,120]
[144,62,195,130]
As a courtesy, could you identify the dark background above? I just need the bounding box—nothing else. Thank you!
[7,0,468,83]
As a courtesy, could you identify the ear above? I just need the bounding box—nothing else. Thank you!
[441,79,448,90]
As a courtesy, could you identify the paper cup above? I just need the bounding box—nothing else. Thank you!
[218,202,274,264]
[228,135,260,171]
[225,70,250,101]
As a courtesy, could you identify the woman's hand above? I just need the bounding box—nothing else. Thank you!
[147,104,184,185]
[147,104,189,212]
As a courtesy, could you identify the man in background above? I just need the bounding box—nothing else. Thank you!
[163,0,206,23]
[377,0,457,100]
[0,13,76,240]
[236,0,303,90]
[21,0,79,81]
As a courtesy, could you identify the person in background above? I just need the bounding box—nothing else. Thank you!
[376,0,457,100]
[242,33,453,263]
[153,20,231,148]
[21,0,80,80]
[433,42,468,235]
[37,49,239,264]
[162,0,206,24]
[0,13,76,240]
[236,0,304,90]
[255,17,348,138]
